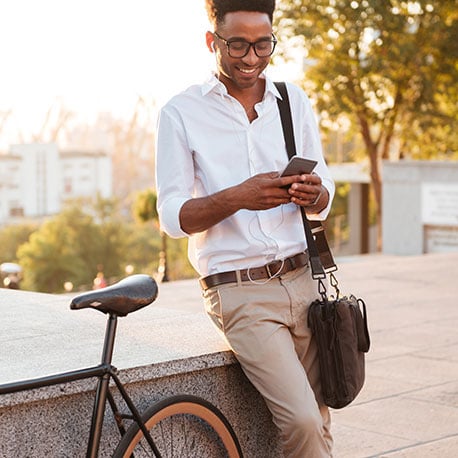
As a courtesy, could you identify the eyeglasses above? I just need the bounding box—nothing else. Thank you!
[213,31,277,58]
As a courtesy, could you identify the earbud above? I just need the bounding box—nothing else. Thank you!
[211,42,216,52]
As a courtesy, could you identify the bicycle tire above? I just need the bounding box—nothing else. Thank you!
[112,394,243,458]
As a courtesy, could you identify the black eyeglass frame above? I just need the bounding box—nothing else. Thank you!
[213,31,277,58]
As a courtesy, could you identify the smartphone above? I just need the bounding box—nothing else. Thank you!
[281,156,317,177]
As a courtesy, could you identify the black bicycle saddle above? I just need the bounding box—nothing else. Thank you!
[70,274,158,316]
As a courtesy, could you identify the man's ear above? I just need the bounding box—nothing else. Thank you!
[206,31,215,53]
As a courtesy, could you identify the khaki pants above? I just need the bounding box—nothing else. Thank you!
[203,265,333,458]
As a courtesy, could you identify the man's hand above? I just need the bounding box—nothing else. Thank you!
[236,172,303,210]
[179,172,328,234]
[287,173,328,212]
[179,172,304,234]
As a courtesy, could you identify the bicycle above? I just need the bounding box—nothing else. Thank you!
[0,274,243,458]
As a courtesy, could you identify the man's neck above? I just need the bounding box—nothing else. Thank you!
[219,76,266,121]
[223,76,264,98]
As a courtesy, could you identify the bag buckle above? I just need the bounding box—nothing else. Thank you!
[330,272,340,298]
[311,256,326,280]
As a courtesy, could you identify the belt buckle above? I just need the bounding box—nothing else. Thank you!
[266,262,274,279]
[266,259,284,279]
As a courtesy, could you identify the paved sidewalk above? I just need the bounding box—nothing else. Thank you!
[158,252,458,457]
[326,252,458,457]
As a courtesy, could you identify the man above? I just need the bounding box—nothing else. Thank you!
[156,1,334,456]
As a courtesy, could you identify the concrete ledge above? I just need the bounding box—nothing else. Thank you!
[0,288,282,457]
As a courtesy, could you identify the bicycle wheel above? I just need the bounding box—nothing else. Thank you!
[113,394,243,458]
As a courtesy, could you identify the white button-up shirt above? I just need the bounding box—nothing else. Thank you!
[156,74,335,276]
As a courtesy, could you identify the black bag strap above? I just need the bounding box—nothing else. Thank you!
[275,82,297,159]
[274,81,337,279]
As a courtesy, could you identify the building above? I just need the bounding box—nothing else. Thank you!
[383,160,458,254]
[0,143,112,225]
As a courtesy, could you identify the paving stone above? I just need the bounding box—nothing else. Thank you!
[380,434,458,457]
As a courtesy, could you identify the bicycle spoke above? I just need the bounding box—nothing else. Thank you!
[113,396,242,458]
[121,413,231,457]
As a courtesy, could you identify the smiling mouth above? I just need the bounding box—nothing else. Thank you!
[238,67,257,74]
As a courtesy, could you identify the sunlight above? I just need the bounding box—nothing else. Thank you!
[0,0,300,148]
[0,0,213,146]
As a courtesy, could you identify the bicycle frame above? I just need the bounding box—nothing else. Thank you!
[0,313,160,458]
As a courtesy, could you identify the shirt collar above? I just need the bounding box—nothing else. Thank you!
[201,74,226,96]
[265,76,282,100]
[201,73,282,101]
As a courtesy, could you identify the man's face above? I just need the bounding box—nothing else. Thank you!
[211,11,273,91]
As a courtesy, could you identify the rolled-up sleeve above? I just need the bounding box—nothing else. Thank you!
[155,106,193,238]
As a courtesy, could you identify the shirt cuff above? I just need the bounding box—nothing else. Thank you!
[158,197,190,238]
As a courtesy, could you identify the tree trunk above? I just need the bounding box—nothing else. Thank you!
[368,147,382,251]
[358,116,383,251]
[157,231,169,282]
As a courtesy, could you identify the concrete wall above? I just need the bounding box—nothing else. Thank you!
[0,359,281,457]
[0,288,282,457]
[382,161,458,255]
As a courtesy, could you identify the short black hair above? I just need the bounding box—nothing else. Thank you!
[205,0,276,28]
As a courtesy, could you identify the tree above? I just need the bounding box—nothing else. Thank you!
[89,195,128,278]
[17,199,128,293]
[32,98,74,143]
[12,194,193,291]
[132,188,158,223]
[132,188,169,282]
[17,214,87,293]
[276,0,458,246]
[131,189,197,281]
[124,222,162,276]
[0,223,37,264]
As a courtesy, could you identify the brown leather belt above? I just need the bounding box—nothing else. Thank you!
[199,251,309,291]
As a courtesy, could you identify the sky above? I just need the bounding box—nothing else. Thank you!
[0,0,301,148]
[0,1,208,146]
